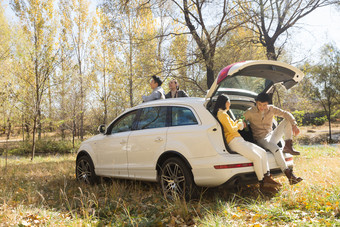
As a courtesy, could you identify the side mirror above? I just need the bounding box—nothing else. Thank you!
[98,124,106,134]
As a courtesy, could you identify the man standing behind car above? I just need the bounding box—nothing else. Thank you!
[142,75,165,102]
[165,79,189,98]
[244,93,303,185]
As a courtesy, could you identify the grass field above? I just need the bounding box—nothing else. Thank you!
[0,145,339,226]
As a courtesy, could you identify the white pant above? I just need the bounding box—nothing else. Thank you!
[256,119,292,171]
[229,136,269,181]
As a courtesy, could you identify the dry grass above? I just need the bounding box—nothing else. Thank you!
[0,145,339,226]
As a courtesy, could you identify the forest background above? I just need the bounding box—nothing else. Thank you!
[0,0,339,160]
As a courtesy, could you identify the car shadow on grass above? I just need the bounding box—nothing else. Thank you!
[202,184,279,201]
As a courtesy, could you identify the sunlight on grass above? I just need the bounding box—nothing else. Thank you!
[0,146,339,226]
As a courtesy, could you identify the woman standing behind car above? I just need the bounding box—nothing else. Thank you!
[165,79,189,98]
[213,94,281,191]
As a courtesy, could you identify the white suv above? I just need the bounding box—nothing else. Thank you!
[76,60,304,199]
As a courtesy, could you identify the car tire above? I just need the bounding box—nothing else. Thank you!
[160,157,197,200]
[76,155,99,185]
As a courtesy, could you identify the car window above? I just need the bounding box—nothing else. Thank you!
[219,75,268,94]
[230,103,254,120]
[171,107,198,126]
[137,106,167,130]
[230,109,242,120]
[111,110,138,134]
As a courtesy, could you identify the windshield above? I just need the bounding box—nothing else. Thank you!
[218,75,270,94]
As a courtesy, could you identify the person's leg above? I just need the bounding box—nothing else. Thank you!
[257,133,303,185]
[248,142,271,177]
[251,143,270,176]
[284,168,303,185]
[229,137,281,189]
[270,119,300,155]
[269,119,291,144]
[229,137,267,181]
[257,136,288,172]
[231,138,282,188]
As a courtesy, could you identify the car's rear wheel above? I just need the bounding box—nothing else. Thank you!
[160,157,196,200]
[76,155,99,184]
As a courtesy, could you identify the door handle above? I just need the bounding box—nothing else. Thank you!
[155,137,163,142]
[120,139,127,144]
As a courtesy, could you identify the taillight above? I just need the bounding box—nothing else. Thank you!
[214,163,253,169]
[285,157,293,162]
[215,157,293,169]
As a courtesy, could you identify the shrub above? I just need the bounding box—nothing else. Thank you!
[331,109,340,122]
[292,110,329,126]
[7,139,80,155]
[312,116,327,126]
[292,110,305,126]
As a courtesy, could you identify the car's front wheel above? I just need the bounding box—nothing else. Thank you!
[160,157,196,200]
[76,155,99,184]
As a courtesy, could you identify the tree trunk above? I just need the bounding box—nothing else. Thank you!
[328,103,332,142]
[266,42,277,60]
[206,66,215,89]
[103,50,108,125]
[79,60,84,141]
[328,117,332,142]
[48,79,53,132]
[37,109,42,140]
[5,118,11,170]
[31,117,37,161]
[60,52,66,140]
[2,105,5,136]
[6,117,11,140]
[128,17,134,108]
[25,122,30,139]
[80,80,84,140]
[72,118,76,149]
[33,26,39,159]
[22,113,25,142]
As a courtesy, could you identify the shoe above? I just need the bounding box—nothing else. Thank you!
[260,184,279,193]
[284,168,303,185]
[262,175,282,187]
[283,139,300,155]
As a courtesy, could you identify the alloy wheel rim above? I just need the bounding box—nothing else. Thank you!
[77,159,92,184]
[161,162,186,198]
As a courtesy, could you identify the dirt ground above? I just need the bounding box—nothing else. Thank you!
[297,121,340,144]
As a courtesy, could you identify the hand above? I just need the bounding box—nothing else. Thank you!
[292,124,300,136]
[237,119,246,128]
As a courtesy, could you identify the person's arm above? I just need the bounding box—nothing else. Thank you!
[180,90,189,97]
[292,124,300,136]
[142,90,161,102]
[272,106,297,125]
[272,106,300,136]
[244,109,250,121]
[165,92,171,99]
[243,108,254,128]
[218,111,242,133]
